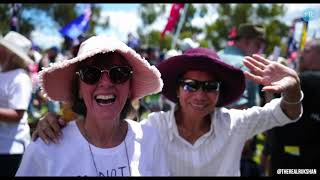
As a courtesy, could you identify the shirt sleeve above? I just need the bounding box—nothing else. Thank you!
[15,141,48,176]
[9,73,32,110]
[229,98,303,140]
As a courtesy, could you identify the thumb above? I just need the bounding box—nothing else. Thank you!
[58,118,67,127]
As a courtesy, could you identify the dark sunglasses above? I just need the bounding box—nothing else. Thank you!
[179,79,220,93]
[76,66,133,85]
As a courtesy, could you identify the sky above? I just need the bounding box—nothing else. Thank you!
[28,3,320,50]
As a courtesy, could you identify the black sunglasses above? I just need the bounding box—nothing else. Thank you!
[76,66,133,85]
[179,79,220,93]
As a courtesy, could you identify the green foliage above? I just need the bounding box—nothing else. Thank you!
[205,4,289,56]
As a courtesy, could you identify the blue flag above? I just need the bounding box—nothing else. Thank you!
[59,4,91,40]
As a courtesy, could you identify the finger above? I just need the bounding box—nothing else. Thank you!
[262,86,282,93]
[47,114,62,137]
[31,130,39,141]
[43,127,59,144]
[37,128,50,145]
[244,71,265,85]
[252,54,271,65]
[58,118,67,127]
[243,58,264,76]
[244,56,266,70]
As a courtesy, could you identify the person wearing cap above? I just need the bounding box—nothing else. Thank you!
[0,31,33,176]
[218,23,267,109]
[218,23,268,176]
[15,35,169,176]
[32,46,303,176]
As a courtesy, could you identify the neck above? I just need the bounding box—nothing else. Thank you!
[77,115,127,148]
[175,107,212,144]
[234,42,248,55]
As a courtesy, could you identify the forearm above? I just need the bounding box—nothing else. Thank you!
[0,108,24,123]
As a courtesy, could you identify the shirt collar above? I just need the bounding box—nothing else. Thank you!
[167,104,217,143]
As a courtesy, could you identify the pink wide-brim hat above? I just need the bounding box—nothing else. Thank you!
[157,47,245,107]
[39,35,163,102]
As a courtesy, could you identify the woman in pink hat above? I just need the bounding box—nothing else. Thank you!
[32,47,303,176]
[16,35,169,176]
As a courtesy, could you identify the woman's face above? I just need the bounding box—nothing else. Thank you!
[177,70,219,118]
[78,53,131,121]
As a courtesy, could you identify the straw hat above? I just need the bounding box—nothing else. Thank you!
[39,35,163,102]
[0,31,33,68]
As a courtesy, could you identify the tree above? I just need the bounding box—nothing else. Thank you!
[204,4,289,56]
[0,4,108,49]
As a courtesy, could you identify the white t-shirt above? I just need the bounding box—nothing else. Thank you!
[16,119,170,176]
[140,98,303,176]
[0,69,32,154]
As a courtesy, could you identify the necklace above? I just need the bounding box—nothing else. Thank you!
[87,139,131,176]
[84,121,131,176]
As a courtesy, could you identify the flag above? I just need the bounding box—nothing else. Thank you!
[227,26,237,46]
[286,18,302,61]
[161,4,184,38]
[59,4,92,40]
[299,20,309,51]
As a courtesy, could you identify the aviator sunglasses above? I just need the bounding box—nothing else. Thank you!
[179,79,220,93]
[76,66,133,85]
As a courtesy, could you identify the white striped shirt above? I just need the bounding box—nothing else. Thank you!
[140,98,302,176]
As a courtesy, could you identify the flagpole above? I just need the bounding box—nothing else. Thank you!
[171,4,189,49]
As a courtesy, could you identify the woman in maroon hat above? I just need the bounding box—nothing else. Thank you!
[32,47,303,176]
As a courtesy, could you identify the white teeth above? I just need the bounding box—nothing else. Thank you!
[191,103,205,108]
[96,95,115,100]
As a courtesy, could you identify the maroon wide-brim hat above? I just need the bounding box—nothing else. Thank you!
[157,47,245,107]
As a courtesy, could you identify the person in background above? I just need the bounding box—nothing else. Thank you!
[38,46,65,114]
[218,23,267,176]
[267,38,320,175]
[16,35,169,176]
[32,47,303,176]
[0,31,33,176]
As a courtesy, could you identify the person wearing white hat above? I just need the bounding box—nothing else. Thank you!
[0,31,33,176]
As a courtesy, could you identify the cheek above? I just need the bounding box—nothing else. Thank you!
[208,92,219,105]
[177,88,188,104]
[118,82,131,100]
[79,83,94,103]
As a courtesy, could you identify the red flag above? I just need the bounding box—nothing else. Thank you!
[161,4,184,38]
[227,26,237,46]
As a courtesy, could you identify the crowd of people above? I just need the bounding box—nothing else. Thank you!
[0,21,319,176]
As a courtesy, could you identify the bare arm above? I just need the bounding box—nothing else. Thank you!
[243,54,302,120]
[0,108,25,123]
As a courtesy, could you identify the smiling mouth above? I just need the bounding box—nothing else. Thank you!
[95,95,116,105]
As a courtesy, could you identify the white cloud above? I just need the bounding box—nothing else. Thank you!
[31,30,64,50]
[97,9,142,42]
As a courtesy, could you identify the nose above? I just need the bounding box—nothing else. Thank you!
[193,88,207,100]
[98,71,114,86]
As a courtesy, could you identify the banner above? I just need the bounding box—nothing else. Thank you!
[286,18,302,61]
[161,4,184,37]
[299,20,309,51]
[59,4,92,40]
